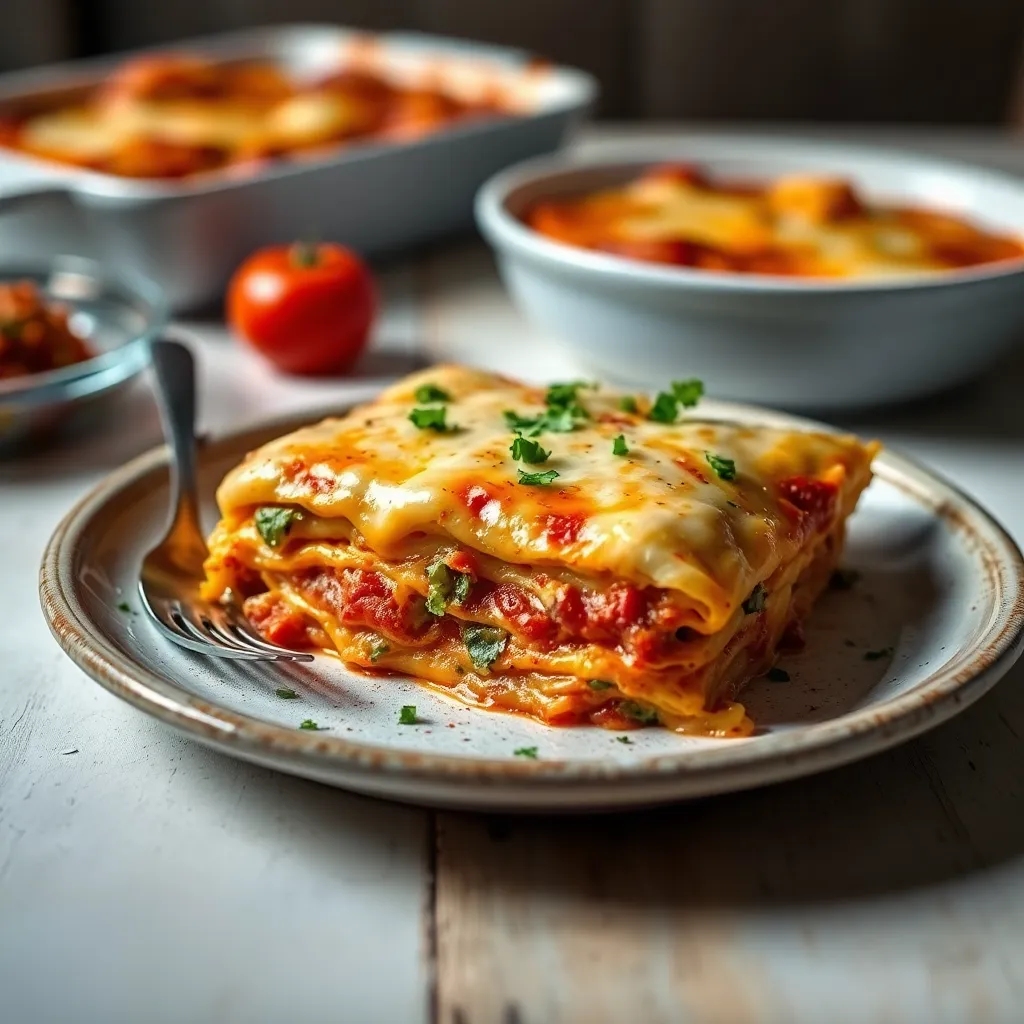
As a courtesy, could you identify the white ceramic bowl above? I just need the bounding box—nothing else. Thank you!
[475,137,1024,410]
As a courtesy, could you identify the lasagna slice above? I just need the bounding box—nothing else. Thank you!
[202,365,877,737]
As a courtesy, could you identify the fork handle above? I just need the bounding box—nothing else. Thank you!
[149,339,207,570]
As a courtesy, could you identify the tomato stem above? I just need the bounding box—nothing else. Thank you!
[291,241,319,268]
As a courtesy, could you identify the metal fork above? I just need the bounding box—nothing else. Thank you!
[138,339,313,662]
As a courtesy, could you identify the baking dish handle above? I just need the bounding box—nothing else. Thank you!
[0,183,71,214]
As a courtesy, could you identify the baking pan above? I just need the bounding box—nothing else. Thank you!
[0,25,596,311]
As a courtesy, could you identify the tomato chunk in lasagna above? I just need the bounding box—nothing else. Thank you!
[201,365,878,737]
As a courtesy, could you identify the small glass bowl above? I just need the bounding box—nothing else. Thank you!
[0,256,167,456]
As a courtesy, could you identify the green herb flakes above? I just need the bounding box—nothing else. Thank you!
[616,736,633,745]
[299,719,327,731]
[588,679,615,691]
[612,434,629,456]
[545,381,592,409]
[117,601,132,613]
[620,701,659,725]
[510,435,550,464]
[462,624,509,672]
[368,639,390,663]
[254,506,304,548]
[514,746,539,759]
[399,705,418,725]
[648,378,705,423]
[504,406,582,437]
[426,561,472,616]
[275,687,299,699]
[671,379,704,408]
[408,406,453,432]
[648,391,680,423]
[706,452,737,481]
[414,383,450,403]
[618,396,638,413]
[517,468,559,487]
[743,583,767,614]
[452,573,472,605]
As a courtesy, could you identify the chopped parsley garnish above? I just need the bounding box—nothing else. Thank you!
[117,601,132,613]
[671,378,704,408]
[620,701,659,725]
[409,406,454,432]
[414,383,450,403]
[503,409,543,434]
[275,687,299,699]
[426,561,472,616]
[299,719,327,730]
[368,638,390,663]
[517,468,559,486]
[616,736,633,745]
[542,407,583,432]
[706,452,736,481]
[612,434,629,456]
[462,624,509,672]
[254,506,304,548]
[510,435,551,464]
[864,647,894,661]
[501,381,593,440]
[648,378,705,423]
[545,380,592,409]
[648,391,680,423]
[399,705,418,725]
[766,667,790,682]
[830,569,861,591]
[588,679,615,691]
[514,746,539,759]
[618,395,638,413]
[743,583,767,614]
[503,406,582,437]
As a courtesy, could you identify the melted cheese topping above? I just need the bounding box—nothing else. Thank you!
[525,166,1024,278]
[209,365,876,634]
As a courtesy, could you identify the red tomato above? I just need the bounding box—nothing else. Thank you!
[227,242,376,375]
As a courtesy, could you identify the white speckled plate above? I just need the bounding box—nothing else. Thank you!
[40,401,1024,811]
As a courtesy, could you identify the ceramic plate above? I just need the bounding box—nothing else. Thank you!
[40,402,1024,811]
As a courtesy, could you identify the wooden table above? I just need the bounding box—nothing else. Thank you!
[4,128,1024,1024]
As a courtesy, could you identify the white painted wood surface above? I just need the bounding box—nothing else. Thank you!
[4,128,1024,1024]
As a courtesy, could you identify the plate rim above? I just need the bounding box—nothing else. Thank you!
[38,400,1024,807]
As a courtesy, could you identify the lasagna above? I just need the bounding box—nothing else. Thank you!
[525,163,1024,278]
[202,366,877,737]
[0,52,510,180]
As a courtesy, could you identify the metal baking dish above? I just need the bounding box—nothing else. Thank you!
[0,25,596,311]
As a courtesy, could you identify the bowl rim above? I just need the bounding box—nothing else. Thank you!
[475,134,1024,295]
[0,256,167,401]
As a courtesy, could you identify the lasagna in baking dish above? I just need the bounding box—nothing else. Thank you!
[0,52,511,180]
[202,366,877,737]
[525,163,1024,278]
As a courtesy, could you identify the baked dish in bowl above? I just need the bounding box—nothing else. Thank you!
[201,365,877,737]
[476,138,1024,409]
[524,162,1024,279]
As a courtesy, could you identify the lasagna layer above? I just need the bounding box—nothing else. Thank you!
[202,365,877,736]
